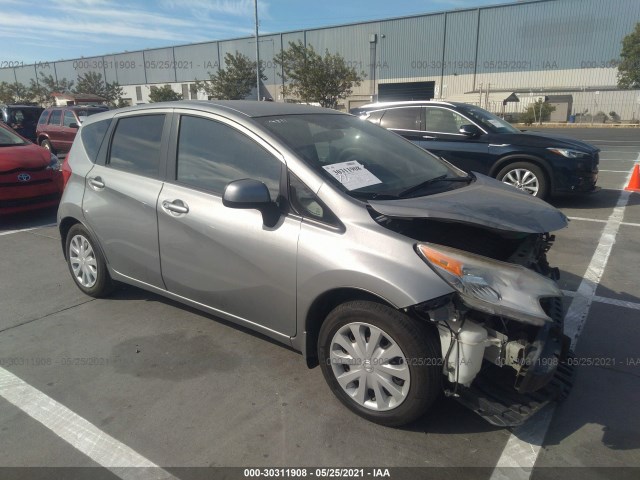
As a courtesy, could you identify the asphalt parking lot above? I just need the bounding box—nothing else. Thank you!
[1,127,639,480]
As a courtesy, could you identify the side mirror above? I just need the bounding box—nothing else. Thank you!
[69,122,79,129]
[223,178,280,227]
[459,124,481,137]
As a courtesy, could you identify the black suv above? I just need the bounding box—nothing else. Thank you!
[351,101,599,199]
[0,104,44,142]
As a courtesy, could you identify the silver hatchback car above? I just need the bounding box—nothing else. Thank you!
[58,101,574,427]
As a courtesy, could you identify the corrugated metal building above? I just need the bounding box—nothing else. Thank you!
[2,0,639,120]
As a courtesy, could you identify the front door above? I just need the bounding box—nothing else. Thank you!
[157,113,300,336]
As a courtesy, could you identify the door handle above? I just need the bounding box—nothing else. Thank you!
[88,176,105,190]
[422,135,436,140]
[162,200,189,215]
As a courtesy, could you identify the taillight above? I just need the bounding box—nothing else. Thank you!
[61,155,72,189]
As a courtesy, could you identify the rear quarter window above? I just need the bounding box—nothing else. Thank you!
[80,119,112,163]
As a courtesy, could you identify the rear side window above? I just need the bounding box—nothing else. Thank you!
[80,119,111,162]
[379,108,421,130]
[48,110,61,125]
[176,115,282,199]
[108,115,165,177]
[63,111,76,127]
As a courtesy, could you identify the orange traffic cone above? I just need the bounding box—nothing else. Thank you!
[626,165,640,193]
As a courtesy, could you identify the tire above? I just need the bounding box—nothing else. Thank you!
[496,161,549,199]
[65,224,114,298]
[40,139,54,154]
[318,301,442,427]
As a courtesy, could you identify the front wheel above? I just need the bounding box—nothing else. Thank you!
[318,301,442,427]
[497,162,549,199]
[65,224,114,297]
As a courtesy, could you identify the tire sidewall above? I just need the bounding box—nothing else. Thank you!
[65,224,111,297]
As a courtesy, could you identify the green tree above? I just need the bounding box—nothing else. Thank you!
[520,99,556,125]
[195,52,265,100]
[0,81,29,104]
[273,41,365,109]
[28,72,75,106]
[148,84,182,103]
[74,71,123,106]
[617,22,640,89]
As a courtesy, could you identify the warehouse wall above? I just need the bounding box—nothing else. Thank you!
[2,0,639,116]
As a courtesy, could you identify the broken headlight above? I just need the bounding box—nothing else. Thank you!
[416,243,561,326]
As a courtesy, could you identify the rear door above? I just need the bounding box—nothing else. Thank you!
[414,107,493,174]
[82,111,171,288]
[157,111,300,336]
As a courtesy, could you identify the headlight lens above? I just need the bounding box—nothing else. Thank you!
[547,147,589,158]
[416,243,561,325]
[46,153,60,171]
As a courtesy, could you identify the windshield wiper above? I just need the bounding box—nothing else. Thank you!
[351,191,400,200]
[397,174,474,198]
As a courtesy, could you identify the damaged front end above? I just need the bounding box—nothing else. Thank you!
[373,212,575,427]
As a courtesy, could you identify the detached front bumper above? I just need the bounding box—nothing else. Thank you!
[416,291,575,427]
[454,350,575,427]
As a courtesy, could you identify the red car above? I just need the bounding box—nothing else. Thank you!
[0,122,63,215]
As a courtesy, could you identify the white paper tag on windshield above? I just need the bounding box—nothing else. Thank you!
[322,161,382,191]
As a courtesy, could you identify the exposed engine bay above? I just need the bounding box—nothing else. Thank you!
[372,213,575,426]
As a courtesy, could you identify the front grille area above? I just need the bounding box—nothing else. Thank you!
[0,179,52,187]
[0,193,60,208]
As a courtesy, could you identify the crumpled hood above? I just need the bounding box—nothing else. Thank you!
[369,173,568,233]
[498,130,599,153]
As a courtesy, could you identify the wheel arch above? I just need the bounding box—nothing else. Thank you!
[489,154,554,192]
[59,217,110,270]
[300,287,399,368]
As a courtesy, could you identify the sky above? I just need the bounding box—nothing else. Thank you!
[1,0,506,65]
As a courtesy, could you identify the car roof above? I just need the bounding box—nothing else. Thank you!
[112,100,343,118]
[2,104,43,109]
[354,100,466,110]
[45,105,108,110]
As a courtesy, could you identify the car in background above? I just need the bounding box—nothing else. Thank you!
[36,105,108,154]
[0,104,44,142]
[58,101,574,428]
[351,101,600,199]
[0,122,63,215]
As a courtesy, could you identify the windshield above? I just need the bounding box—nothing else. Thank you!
[0,125,27,146]
[256,114,464,199]
[457,104,520,134]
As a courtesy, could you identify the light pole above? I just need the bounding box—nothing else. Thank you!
[254,0,260,100]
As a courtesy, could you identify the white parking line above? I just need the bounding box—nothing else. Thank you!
[562,290,640,311]
[0,224,56,236]
[599,169,634,173]
[490,154,637,480]
[0,367,177,480]
[569,217,640,228]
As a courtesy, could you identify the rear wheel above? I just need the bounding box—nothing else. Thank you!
[318,301,441,426]
[497,161,549,199]
[65,224,114,297]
